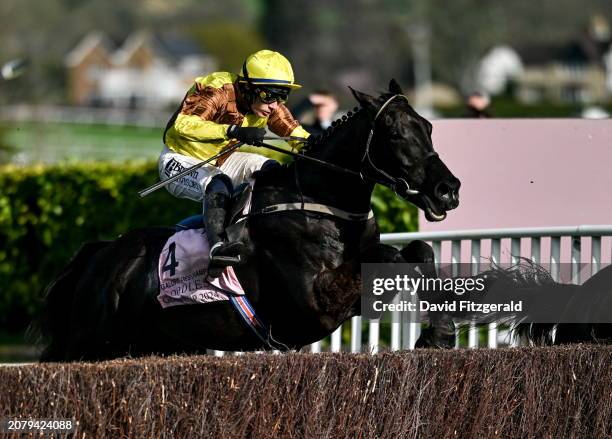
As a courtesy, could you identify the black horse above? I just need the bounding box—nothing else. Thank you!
[35,80,460,361]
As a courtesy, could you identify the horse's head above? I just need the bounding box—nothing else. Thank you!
[350,79,460,221]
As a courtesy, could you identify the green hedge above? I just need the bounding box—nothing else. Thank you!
[0,162,417,333]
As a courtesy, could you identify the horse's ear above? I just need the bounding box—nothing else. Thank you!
[349,86,377,110]
[389,79,403,95]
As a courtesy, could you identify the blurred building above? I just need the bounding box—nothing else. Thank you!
[476,15,612,105]
[65,30,216,109]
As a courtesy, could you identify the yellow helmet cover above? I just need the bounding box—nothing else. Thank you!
[240,50,302,89]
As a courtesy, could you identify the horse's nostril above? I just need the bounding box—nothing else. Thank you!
[434,182,452,201]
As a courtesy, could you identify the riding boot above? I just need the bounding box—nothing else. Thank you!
[204,176,244,278]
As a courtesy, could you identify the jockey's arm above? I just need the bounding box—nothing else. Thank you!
[173,114,230,142]
[172,85,231,142]
[267,105,310,151]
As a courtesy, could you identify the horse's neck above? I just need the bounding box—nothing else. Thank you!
[299,111,374,212]
[306,110,370,169]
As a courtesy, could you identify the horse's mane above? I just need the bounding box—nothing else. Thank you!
[252,105,365,187]
[305,105,364,153]
[306,90,413,154]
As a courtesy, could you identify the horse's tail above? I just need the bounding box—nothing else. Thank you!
[29,241,111,361]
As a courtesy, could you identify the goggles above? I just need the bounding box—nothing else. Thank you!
[255,86,290,104]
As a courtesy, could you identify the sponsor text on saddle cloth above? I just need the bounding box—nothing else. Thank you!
[157,228,245,308]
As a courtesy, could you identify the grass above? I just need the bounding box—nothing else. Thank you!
[3,122,294,165]
[5,122,163,164]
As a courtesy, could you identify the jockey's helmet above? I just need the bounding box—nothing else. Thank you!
[239,50,301,104]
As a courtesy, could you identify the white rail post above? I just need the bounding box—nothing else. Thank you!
[591,236,601,275]
[531,237,541,263]
[432,241,442,269]
[571,235,580,284]
[451,240,461,347]
[488,239,501,348]
[350,316,362,353]
[331,326,342,352]
[368,319,380,354]
[550,237,561,282]
[391,293,401,351]
[468,239,481,348]
[509,238,521,347]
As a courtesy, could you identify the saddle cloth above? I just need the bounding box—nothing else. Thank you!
[157,228,245,308]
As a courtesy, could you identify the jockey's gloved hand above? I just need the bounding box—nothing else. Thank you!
[227,125,266,146]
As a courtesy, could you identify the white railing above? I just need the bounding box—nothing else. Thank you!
[304,225,612,354]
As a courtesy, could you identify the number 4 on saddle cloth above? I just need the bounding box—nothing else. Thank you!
[157,227,245,307]
[157,182,253,309]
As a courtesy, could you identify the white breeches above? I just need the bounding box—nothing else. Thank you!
[158,146,269,202]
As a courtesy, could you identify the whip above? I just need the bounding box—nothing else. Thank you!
[138,136,309,197]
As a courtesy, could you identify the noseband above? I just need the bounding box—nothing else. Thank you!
[360,94,438,196]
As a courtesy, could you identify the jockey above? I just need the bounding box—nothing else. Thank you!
[159,49,310,277]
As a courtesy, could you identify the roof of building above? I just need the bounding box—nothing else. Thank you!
[154,31,206,60]
[64,31,115,67]
[67,30,210,68]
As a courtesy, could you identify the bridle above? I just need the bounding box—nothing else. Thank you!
[258,94,438,197]
[360,94,438,196]
[241,94,440,222]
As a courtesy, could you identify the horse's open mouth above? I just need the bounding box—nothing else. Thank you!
[422,195,447,222]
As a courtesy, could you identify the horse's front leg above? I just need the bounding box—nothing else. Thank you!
[400,240,455,348]
[313,243,404,332]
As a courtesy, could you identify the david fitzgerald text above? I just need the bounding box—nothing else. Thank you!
[373,300,523,314]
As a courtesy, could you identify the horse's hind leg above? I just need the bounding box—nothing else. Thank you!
[401,240,455,348]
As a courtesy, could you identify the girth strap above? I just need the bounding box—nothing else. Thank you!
[243,202,374,222]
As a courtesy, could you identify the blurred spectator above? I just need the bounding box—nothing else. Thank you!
[464,91,493,118]
[294,90,340,135]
